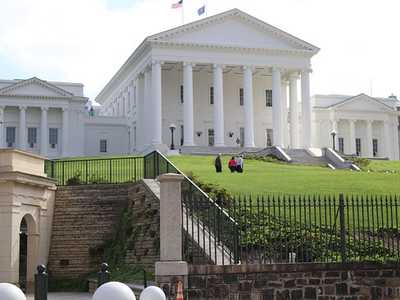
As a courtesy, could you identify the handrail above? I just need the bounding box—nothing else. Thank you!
[145,150,238,225]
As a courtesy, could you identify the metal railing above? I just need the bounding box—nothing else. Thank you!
[219,193,400,264]
[144,151,239,265]
[45,156,144,185]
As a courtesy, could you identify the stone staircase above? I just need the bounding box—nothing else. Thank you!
[284,149,329,166]
[143,179,233,265]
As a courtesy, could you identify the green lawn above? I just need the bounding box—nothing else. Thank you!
[368,160,400,172]
[169,155,400,196]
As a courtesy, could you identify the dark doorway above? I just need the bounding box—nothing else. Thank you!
[19,217,28,292]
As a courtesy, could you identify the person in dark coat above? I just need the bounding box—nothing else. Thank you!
[215,154,222,173]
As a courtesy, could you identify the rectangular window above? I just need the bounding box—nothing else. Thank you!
[338,137,344,153]
[27,127,37,148]
[100,139,107,153]
[266,129,273,147]
[49,128,58,149]
[180,125,184,146]
[208,129,214,146]
[180,85,184,103]
[265,89,273,107]
[239,88,244,106]
[210,86,214,105]
[6,127,16,147]
[355,138,361,156]
[373,139,378,157]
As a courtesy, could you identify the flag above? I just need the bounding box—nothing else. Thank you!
[171,0,183,9]
[197,5,205,16]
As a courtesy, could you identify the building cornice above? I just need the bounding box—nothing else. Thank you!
[0,94,87,102]
[150,40,315,57]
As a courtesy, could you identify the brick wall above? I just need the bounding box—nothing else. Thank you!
[47,184,130,279]
[158,263,400,299]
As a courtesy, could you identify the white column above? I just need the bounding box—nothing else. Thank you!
[213,64,225,147]
[272,67,283,147]
[281,79,289,148]
[383,121,392,158]
[349,120,356,155]
[289,73,299,148]
[151,60,162,145]
[243,66,255,147]
[19,106,27,151]
[183,62,195,146]
[301,69,312,148]
[62,108,69,157]
[331,119,338,149]
[365,120,373,157]
[40,107,48,156]
[393,119,400,160]
[143,68,151,147]
[0,106,4,148]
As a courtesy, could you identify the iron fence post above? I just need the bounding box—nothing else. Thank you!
[51,161,55,178]
[143,268,147,288]
[339,194,347,263]
[97,262,110,288]
[34,265,48,300]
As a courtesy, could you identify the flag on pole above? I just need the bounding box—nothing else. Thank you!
[171,0,183,9]
[197,5,205,16]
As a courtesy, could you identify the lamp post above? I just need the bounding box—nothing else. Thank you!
[331,130,337,151]
[169,124,176,150]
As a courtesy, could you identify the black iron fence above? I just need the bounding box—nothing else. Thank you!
[45,156,144,185]
[196,193,400,265]
[144,151,239,265]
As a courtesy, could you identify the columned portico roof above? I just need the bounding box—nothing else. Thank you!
[96,8,319,104]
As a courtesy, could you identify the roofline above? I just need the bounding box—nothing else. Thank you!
[320,93,395,110]
[96,8,319,104]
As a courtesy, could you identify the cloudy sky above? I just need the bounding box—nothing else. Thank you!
[0,0,399,100]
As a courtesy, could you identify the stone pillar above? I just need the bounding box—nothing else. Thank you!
[62,108,69,157]
[19,106,27,151]
[301,69,312,148]
[272,67,283,147]
[183,62,195,146]
[383,121,392,158]
[281,79,289,148]
[366,120,373,157]
[151,61,162,145]
[213,64,225,147]
[349,120,356,155]
[331,119,338,149]
[40,107,48,157]
[155,173,188,286]
[0,106,4,148]
[243,66,255,147]
[289,73,299,148]
[143,68,151,147]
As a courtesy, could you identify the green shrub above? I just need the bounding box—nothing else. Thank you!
[66,172,82,185]
[348,157,371,169]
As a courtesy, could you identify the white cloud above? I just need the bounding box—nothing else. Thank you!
[0,0,399,99]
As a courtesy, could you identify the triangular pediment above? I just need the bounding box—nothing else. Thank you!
[0,77,73,97]
[333,94,394,112]
[149,9,319,53]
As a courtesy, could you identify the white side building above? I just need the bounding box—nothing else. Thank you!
[0,77,129,158]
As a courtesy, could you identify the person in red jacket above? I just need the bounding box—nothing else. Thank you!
[228,156,237,173]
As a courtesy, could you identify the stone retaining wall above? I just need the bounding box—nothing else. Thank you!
[160,263,400,299]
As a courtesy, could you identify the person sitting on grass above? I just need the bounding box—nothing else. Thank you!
[214,153,222,173]
[228,156,237,173]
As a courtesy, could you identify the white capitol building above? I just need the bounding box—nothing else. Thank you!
[0,9,399,160]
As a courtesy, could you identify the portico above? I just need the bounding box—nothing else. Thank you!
[96,9,320,152]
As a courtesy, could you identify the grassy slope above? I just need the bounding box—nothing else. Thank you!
[169,155,400,195]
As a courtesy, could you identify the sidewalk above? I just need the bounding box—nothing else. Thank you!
[27,293,92,300]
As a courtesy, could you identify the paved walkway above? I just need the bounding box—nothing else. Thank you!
[27,293,92,300]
